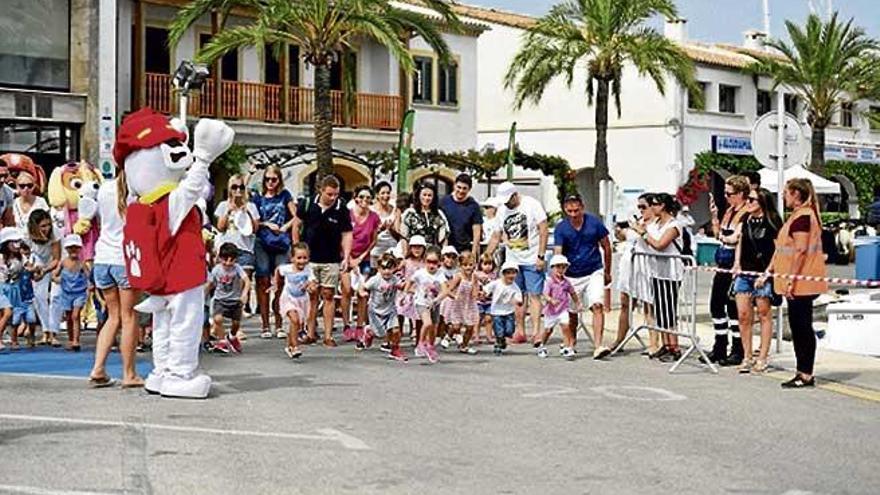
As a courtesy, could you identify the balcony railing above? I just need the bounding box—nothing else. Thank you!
[144,73,403,131]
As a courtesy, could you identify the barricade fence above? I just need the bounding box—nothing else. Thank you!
[613,251,719,374]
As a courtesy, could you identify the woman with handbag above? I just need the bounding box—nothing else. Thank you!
[707,175,750,365]
[732,188,782,374]
[760,178,828,388]
[252,165,296,339]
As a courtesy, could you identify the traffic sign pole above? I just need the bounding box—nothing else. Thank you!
[775,89,785,353]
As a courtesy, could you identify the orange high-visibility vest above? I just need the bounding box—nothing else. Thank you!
[772,206,828,296]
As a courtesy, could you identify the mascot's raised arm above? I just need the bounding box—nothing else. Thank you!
[113,108,234,399]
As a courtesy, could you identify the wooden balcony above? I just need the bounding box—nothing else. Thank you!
[144,73,403,131]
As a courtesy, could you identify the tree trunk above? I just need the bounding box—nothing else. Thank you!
[314,63,334,182]
[810,124,826,175]
[591,78,611,212]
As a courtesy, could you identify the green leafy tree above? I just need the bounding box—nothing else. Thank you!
[504,0,700,200]
[751,13,880,175]
[170,0,459,180]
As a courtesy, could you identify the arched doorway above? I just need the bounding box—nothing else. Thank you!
[301,160,371,204]
[409,168,455,200]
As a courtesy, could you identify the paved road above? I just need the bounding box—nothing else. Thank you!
[0,323,878,495]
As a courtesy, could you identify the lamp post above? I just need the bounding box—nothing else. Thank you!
[172,61,210,123]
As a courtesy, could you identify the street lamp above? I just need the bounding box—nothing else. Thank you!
[172,60,210,122]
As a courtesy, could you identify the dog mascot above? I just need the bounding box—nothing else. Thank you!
[47,161,103,260]
[113,108,234,399]
[0,153,47,192]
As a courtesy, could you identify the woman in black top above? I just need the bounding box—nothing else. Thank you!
[732,188,782,373]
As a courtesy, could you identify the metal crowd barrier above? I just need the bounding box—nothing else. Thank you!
[612,251,718,374]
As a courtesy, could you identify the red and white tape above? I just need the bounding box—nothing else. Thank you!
[686,265,880,288]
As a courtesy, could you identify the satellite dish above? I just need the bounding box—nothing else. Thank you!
[751,112,809,170]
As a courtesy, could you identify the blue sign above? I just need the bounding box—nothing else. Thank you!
[713,135,753,156]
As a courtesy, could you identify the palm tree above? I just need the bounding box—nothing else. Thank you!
[504,0,700,199]
[751,13,880,175]
[169,0,459,179]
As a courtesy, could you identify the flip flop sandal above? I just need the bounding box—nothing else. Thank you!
[121,380,145,389]
[88,376,116,389]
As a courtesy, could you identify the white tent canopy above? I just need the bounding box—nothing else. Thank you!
[758,165,841,195]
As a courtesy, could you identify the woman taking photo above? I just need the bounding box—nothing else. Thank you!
[732,188,782,374]
[215,174,260,328]
[707,175,750,365]
[341,185,380,342]
[252,165,295,339]
[88,175,143,388]
[761,178,828,388]
[12,171,49,232]
[400,182,449,249]
[370,181,399,265]
[632,193,683,363]
[616,193,656,352]
[25,209,60,346]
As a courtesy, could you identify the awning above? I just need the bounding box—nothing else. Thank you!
[759,165,841,195]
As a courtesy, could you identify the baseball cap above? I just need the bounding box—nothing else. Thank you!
[549,254,570,268]
[493,182,517,205]
[62,234,83,249]
[500,261,519,273]
[0,227,22,246]
[391,245,405,259]
[441,245,459,256]
[409,235,427,247]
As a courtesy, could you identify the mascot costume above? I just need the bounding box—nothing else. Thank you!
[113,108,234,399]
[0,153,47,192]
[47,161,103,260]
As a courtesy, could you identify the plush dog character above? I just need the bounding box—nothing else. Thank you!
[47,161,102,260]
[113,107,233,399]
[0,153,46,193]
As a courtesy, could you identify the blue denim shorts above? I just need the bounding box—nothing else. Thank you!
[492,313,515,338]
[514,264,545,295]
[59,292,87,312]
[237,250,256,271]
[93,264,131,290]
[254,243,289,278]
[733,275,774,299]
[13,304,36,326]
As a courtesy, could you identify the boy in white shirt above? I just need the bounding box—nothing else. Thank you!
[481,261,522,355]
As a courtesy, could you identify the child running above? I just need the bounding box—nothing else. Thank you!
[405,246,450,364]
[438,245,459,349]
[475,253,497,345]
[482,261,522,356]
[53,234,90,352]
[541,255,582,360]
[0,228,21,351]
[396,235,426,341]
[444,251,480,354]
[274,243,316,359]
[206,243,249,354]
[358,253,406,361]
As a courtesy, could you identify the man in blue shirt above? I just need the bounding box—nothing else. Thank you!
[553,194,613,359]
[440,173,483,257]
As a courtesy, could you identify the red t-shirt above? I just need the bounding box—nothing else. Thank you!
[350,209,381,259]
[790,215,811,233]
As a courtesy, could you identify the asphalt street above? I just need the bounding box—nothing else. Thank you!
[0,322,878,495]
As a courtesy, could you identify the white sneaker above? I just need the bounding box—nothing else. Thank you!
[276,330,288,339]
[439,337,451,349]
[537,346,548,359]
[159,372,212,399]
[561,347,576,360]
[454,334,464,346]
[144,370,164,395]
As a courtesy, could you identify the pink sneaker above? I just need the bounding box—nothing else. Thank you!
[414,342,426,358]
[226,333,242,353]
[342,326,356,342]
[354,326,365,342]
[388,346,408,362]
[363,329,375,349]
[426,344,439,364]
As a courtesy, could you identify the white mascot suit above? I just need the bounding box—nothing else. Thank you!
[113,108,234,399]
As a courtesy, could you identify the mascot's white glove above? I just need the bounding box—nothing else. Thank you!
[192,119,234,164]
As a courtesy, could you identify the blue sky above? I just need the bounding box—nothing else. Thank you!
[469,0,880,43]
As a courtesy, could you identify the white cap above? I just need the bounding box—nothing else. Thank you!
[62,234,83,249]
[481,197,500,208]
[549,254,570,268]
[409,235,427,247]
[0,227,22,246]
[441,245,459,256]
[391,245,405,259]
[493,181,517,205]
[500,261,519,273]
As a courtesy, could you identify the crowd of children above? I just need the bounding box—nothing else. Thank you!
[200,230,597,365]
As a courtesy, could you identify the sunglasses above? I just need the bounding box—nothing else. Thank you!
[724,191,736,197]
[357,194,372,200]
[425,258,440,265]
[637,205,647,210]
[747,197,758,203]
[230,185,244,191]
[265,176,279,183]
[17,183,34,190]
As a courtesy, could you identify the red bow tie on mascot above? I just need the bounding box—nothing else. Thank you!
[113,108,234,399]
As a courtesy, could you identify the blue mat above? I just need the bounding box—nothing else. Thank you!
[0,346,153,378]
